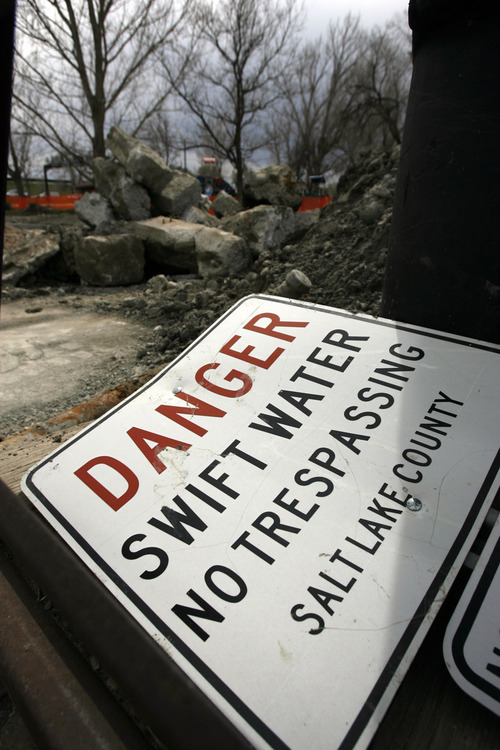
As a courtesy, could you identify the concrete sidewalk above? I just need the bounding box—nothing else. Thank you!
[0,297,152,438]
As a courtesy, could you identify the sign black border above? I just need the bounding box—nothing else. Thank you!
[24,296,500,750]
[448,526,500,707]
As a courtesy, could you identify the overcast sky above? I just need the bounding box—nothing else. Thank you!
[303,0,409,37]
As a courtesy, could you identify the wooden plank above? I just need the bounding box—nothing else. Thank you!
[0,423,90,495]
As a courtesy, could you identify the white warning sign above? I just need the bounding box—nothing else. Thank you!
[23,296,500,749]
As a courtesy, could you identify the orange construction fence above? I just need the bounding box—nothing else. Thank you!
[5,194,83,211]
[297,195,332,212]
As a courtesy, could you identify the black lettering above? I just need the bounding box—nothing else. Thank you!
[278,389,324,416]
[389,343,425,361]
[373,358,415,382]
[329,548,364,573]
[231,532,275,564]
[294,469,334,497]
[309,447,346,477]
[148,497,207,545]
[393,463,422,484]
[322,329,369,351]
[172,590,224,641]
[346,536,381,554]
[368,497,403,523]
[378,483,411,507]
[121,534,169,580]
[319,570,356,593]
[290,604,325,635]
[358,387,395,409]
[289,365,334,389]
[308,585,342,615]
[358,517,392,541]
[186,483,226,513]
[222,439,267,470]
[329,428,370,455]
[410,432,442,451]
[307,346,353,372]
[199,460,239,498]
[343,406,381,429]
[273,487,320,519]
[204,565,247,602]
[419,414,452,436]
[249,404,302,438]
[367,376,404,392]
[252,512,301,546]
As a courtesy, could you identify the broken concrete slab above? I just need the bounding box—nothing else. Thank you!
[194,226,251,278]
[152,170,202,217]
[2,229,60,285]
[181,205,220,227]
[244,164,302,210]
[135,217,251,277]
[93,157,150,221]
[221,205,298,255]
[74,234,145,286]
[106,126,170,194]
[106,126,201,216]
[135,217,199,272]
[211,190,241,217]
[75,192,115,228]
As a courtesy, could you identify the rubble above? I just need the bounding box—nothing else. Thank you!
[74,234,145,286]
[92,157,150,221]
[211,190,242,217]
[221,205,310,255]
[106,126,201,216]
[2,229,60,285]
[244,164,302,210]
[135,217,251,278]
[75,192,115,229]
[1,146,401,437]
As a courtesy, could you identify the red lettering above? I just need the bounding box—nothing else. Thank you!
[127,427,190,474]
[74,456,139,511]
[244,312,309,342]
[155,392,227,436]
[195,363,253,398]
[220,335,284,369]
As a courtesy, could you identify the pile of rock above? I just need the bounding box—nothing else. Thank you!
[70,127,317,287]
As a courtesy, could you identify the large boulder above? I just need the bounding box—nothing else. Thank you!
[74,234,145,286]
[106,126,201,216]
[135,217,198,272]
[135,217,251,277]
[92,157,150,221]
[221,205,298,255]
[194,227,251,278]
[2,228,60,285]
[75,191,115,228]
[154,170,202,217]
[244,165,302,210]
[181,205,220,227]
[211,190,241,218]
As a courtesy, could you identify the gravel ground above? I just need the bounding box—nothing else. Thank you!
[1,147,399,437]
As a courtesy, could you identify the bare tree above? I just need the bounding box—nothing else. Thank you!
[266,13,411,181]
[348,18,411,151]
[163,0,302,200]
[266,13,362,181]
[13,0,194,173]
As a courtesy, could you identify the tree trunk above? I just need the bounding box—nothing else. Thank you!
[381,0,500,344]
[8,135,26,197]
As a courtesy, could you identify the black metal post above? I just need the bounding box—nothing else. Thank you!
[381,0,500,344]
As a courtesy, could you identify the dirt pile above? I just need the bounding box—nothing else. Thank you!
[1,147,399,437]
